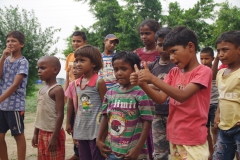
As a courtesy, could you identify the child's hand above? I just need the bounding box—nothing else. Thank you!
[214,114,220,128]
[73,139,78,147]
[96,139,111,158]
[48,136,57,152]
[124,147,141,160]
[138,62,154,83]
[31,134,38,148]
[65,123,72,135]
[2,48,11,60]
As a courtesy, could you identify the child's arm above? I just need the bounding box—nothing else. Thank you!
[214,105,220,129]
[66,98,74,135]
[98,79,107,101]
[96,114,111,158]
[0,74,25,103]
[48,86,64,152]
[132,63,203,103]
[0,48,11,78]
[125,120,152,159]
[31,127,39,148]
[212,56,219,80]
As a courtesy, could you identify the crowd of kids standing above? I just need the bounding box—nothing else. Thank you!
[0,18,240,160]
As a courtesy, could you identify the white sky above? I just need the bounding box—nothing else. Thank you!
[1,0,240,78]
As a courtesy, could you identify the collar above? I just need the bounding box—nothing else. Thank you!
[76,73,98,87]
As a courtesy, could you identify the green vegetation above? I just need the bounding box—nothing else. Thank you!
[63,0,240,53]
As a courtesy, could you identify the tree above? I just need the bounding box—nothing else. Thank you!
[206,1,240,47]
[162,0,217,48]
[0,6,60,96]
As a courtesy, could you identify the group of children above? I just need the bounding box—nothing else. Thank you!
[0,18,240,160]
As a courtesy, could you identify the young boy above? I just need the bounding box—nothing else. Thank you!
[97,51,154,160]
[148,27,175,160]
[130,26,212,159]
[32,56,65,159]
[98,34,119,90]
[0,31,29,160]
[200,47,219,159]
[64,30,86,160]
[213,31,240,160]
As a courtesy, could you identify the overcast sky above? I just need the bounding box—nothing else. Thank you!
[1,0,240,78]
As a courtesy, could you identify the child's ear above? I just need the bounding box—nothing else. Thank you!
[187,42,195,52]
[20,43,24,49]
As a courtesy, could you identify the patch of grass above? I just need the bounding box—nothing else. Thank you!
[25,84,42,113]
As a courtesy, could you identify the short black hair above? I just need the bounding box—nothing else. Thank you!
[200,47,214,57]
[155,27,172,42]
[216,30,240,48]
[112,51,141,70]
[163,26,198,52]
[138,19,160,33]
[72,31,87,41]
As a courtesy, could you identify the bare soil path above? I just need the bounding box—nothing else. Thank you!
[5,112,74,160]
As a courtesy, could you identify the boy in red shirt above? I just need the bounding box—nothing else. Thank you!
[131,26,212,159]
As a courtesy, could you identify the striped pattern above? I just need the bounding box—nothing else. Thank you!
[102,86,154,159]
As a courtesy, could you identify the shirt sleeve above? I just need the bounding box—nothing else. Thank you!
[137,91,155,121]
[17,59,29,76]
[164,67,176,85]
[190,66,212,88]
[102,92,109,114]
[65,54,71,71]
[65,81,74,99]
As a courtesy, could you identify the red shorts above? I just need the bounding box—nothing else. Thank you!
[38,129,65,160]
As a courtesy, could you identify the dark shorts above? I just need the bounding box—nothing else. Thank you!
[0,110,24,136]
[207,103,218,127]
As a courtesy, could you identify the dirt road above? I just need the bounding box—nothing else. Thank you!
[5,113,74,160]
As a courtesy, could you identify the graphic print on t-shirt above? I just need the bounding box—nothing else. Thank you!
[109,111,126,136]
[79,93,93,116]
[174,84,185,106]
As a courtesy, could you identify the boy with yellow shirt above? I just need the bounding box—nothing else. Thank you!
[213,30,240,159]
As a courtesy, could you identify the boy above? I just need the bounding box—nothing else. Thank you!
[213,31,240,159]
[200,47,219,159]
[0,31,29,160]
[98,34,119,90]
[148,27,175,160]
[130,26,212,159]
[32,56,65,159]
[64,30,86,160]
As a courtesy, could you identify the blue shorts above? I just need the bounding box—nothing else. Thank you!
[0,110,24,136]
[213,126,240,160]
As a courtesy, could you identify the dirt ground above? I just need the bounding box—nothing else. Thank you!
[5,112,74,160]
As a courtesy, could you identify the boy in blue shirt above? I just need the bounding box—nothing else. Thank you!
[0,31,29,160]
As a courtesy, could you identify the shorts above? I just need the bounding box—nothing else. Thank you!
[0,110,24,136]
[206,103,218,127]
[38,129,65,160]
[152,114,169,160]
[169,141,209,160]
[213,126,240,160]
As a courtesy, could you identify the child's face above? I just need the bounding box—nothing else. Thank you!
[75,55,95,75]
[113,59,133,89]
[73,63,82,79]
[37,59,55,81]
[104,39,118,53]
[139,25,155,47]
[217,41,240,65]
[72,36,86,51]
[156,37,169,60]
[6,36,24,53]
[165,44,192,69]
[200,53,214,68]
